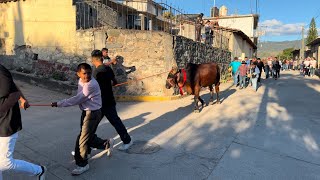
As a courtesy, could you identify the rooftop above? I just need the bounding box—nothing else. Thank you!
[307,37,320,46]
[212,25,257,49]
[0,0,24,3]
[205,14,260,29]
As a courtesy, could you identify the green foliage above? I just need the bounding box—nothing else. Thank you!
[258,40,301,58]
[306,18,318,45]
[278,48,294,60]
[163,12,175,20]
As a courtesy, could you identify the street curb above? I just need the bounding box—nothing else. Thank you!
[11,71,189,102]
[11,71,77,95]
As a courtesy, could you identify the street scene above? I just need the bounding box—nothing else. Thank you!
[1,0,320,180]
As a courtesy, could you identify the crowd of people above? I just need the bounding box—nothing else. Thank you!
[229,56,289,91]
[0,49,134,179]
[269,57,318,77]
[229,56,319,91]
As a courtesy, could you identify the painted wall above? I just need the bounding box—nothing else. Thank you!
[228,33,254,59]
[0,0,77,56]
[216,16,255,38]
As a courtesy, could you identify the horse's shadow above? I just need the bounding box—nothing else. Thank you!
[190,84,236,112]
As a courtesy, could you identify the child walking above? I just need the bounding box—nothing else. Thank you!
[51,63,113,176]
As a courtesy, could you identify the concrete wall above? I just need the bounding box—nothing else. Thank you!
[216,16,254,38]
[228,33,254,59]
[178,23,196,41]
[0,0,77,55]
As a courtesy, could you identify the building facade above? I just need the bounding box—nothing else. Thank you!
[307,37,320,67]
[205,14,259,44]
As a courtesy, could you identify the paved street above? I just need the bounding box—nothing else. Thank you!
[4,71,320,180]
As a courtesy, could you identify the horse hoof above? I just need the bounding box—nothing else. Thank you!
[209,101,214,105]
[202,103,207,107]
[194,109,200,113]
[216,101,221,104]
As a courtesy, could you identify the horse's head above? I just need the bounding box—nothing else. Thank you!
[165,67,180,89]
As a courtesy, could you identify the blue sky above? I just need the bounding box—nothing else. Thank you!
[161,0,320,42]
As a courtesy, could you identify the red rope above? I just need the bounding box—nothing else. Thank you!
[29,104,52,107]
[29,71,170,107]
[113,71,169,87]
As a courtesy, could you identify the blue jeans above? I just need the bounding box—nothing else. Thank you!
[252,77,258,91]
[310,67,315,76]
[239,75,246,88]
[232,72,239,86]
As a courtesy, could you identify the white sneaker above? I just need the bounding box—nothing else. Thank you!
[71,164,89,176]
[105,138,114,157]
[118,140,133,151]
[38,166,47,180]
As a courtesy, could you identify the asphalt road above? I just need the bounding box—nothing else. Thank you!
[4,71,320,180]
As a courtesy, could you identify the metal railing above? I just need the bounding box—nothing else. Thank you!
[74,0,229,50]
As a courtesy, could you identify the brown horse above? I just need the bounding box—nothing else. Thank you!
[166,63,221,113]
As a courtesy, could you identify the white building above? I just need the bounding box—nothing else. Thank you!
[204,6,259,46]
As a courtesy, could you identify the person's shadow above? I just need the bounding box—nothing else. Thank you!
[113,56,136,78]
[112,55,137,95]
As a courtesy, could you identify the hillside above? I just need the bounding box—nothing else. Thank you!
[257,40,301,58]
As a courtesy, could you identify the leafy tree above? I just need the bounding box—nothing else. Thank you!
[306,18,318,45]
[163,12,175,20]
[278,48,294,60]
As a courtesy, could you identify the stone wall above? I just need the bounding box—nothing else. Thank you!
[0,28,231,97]
[174,36,231,80]
[105,29,175,96]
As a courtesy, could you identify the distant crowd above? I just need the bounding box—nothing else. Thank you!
[229,56,318,92]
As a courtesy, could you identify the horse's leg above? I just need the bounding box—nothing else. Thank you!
[215,84,221,104]
[194,87,201,113]
[194,95,200,113]
[209,85,214,105]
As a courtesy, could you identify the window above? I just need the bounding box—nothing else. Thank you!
[127,15,141,30]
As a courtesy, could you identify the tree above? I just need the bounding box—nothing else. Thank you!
[306,18,318,45]
[163,12,175,20]
[278,48,294,60]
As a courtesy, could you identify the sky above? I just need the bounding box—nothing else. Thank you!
[160,0,320,42]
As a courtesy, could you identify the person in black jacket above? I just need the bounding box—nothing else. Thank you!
[273,61,281,80]
[256,58,264,83]
[0,64,47,179]
[91,50,133,151]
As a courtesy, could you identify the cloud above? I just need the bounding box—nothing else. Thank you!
[260,19,305,36]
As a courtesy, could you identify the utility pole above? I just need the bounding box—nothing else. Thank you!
[300,26,305,60]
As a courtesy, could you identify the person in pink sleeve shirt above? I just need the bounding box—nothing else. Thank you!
[310,57,317,77]
[51,63,114,176]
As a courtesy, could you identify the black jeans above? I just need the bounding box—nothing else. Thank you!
[275,70,280,79]
[75,110,105,167]
[102,106,131,144]
[258,68,263,82]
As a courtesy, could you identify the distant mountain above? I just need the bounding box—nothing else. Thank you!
[257,40,301,58]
